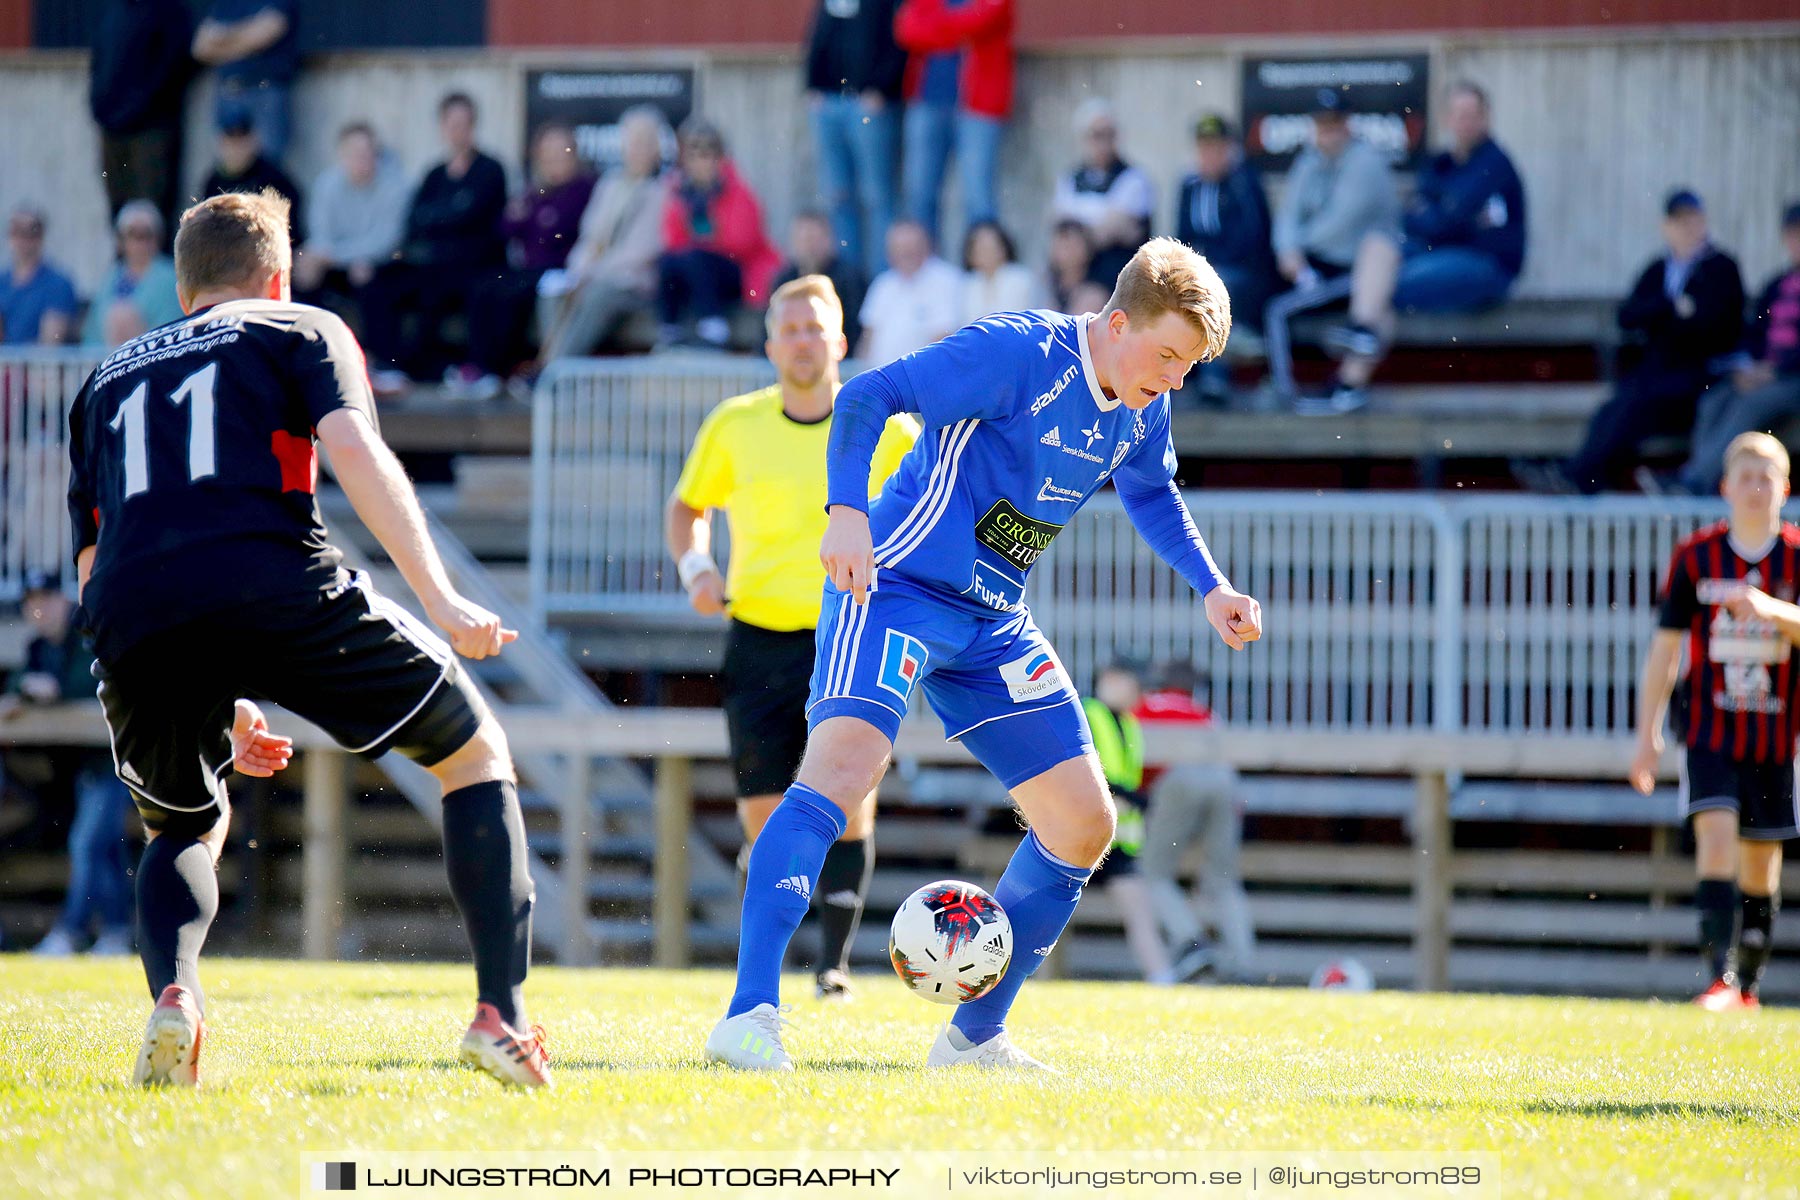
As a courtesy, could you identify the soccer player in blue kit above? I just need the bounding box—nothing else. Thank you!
[705,238,1262,1071]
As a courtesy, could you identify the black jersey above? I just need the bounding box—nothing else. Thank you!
[1657,521,1800,764]
[67,299,378,661]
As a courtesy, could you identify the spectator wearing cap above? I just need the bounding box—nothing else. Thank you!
[81,201,182,349]
[896,0,1015,253]
[292,122,410,332]
[1174,113,1279,403]
[658,119,782,349]
[1053,99,1155,286]
[1517,190,1745,494]
[192,0,298,163]
[89,0,195,237]
[1,574,136,959]
[0,207,78,346]
[956,219,1039,326]
[1324,82,1528,410]
[1643,202,1800,497]
[199,110,304,242]
[803,0,906,280]
[770,209,868,349]
[858,217,961,365]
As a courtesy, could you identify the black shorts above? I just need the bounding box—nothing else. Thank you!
[1681,745,1800,841]
[95,571,490,837]
[721,619,815,798]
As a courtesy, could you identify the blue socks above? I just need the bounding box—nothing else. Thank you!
[727,783,848,1016]
[952,830,1092,1046]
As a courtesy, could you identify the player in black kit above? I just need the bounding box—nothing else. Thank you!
[68,190,551,1088]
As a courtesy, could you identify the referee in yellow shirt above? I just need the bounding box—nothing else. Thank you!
[666,275,918,1000]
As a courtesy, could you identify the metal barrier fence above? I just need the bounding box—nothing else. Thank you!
[529,361,1725,737]
[0,351,98,601]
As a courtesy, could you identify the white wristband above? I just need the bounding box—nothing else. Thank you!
[677,549,719,590]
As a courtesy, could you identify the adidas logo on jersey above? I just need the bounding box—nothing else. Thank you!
[1040,427,1062,447]
[120,762,144,786]
[775,875,812,901]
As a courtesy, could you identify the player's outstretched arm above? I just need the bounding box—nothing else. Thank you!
[316,409,516,659]
[1203,586,1263,652]
[1115,475,1262,649]
[1629,630,1683,796]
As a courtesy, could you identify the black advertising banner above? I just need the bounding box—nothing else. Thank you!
[1240,54,1430,173]
[524,66,696,173]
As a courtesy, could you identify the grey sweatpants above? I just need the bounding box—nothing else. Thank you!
[1139,763,1257,977]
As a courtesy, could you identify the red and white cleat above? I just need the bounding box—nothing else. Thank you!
[459,1002,552,1089]
[133,984,205,1087]
[1693,977,1747,1011]
[1739,991,1762,1010]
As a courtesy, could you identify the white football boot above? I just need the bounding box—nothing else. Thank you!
[927,1022,1058,1072]
[133,984,205,1087]
[704,1003,794,1071]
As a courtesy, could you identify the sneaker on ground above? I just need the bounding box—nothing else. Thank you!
[459,1002,552,1088]
[926,1024,1057,1072]
[1324,323,1384,359]
[1170,940,1216,983]
[1693,976,1747,1011]
[133,984,204,1087]
[32,927,80,957]
[704,1003,794,1071]
[815,969,855,1002]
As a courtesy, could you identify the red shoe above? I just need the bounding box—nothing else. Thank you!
[1740,991,1762,1010]
[1693,977,1746,1011]
[459,1002,552,1088]
[133,984,205,1087]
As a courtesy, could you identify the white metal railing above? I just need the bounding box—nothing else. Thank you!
[0,351,99,600]
[528,361,1726,737]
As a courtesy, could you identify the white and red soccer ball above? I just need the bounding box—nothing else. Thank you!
[889,880,1013,1005]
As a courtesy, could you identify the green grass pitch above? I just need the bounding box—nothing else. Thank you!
[2,958,1796,1199]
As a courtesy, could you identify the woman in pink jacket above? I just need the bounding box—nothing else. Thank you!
[658,119,781,349]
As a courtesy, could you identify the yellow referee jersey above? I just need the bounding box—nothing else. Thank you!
[675,385,919,632]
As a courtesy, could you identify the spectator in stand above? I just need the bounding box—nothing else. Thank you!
[0,207,78,346]
[1325,82,1528,410]
[81,201,183,348]
[857,217,961,364]
[770,209,867,350]
[1134,661,1254,983]
[1642,203,1800,497]
[1045,217,1096,312]
[1517,190,1746,494]
[200,109,304,241]
[658,119,781,349]
[192,0,298,163]
[363,92,508,389]
[459,122,595,392]
[1053,99,1155,285]
[1264,89,1400,414]
[537,106,668,364]
[89,0,194,238]
[1174,114,1279,404]
[1064,279,1111,316]
[896,0,1015,251]
[292,122,409,331]
[803,0,906,279]
[0,574,136,959]
[957,219,1038,325]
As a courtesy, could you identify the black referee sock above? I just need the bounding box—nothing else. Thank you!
[816,836,873,975]
[442,781,534,1029]
[136,836,219,1014]
[1695,877,1740,982]
[1737,892,1779,998]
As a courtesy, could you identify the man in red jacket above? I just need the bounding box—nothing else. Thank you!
[658,119,781,349]
[895,0,1014,253]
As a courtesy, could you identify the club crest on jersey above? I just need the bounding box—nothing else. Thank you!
[1001,647,1066,702]
[877,631,928,702]
[1111,440,1132,470]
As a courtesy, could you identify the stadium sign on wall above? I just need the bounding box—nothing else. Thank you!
[1240,54,1430,173]
[524,66,697,173]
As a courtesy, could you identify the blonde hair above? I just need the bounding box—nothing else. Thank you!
[174,189,292,300]
[1103,236,1232,362]
[764,274,844,338]
[1724,431,1791,479]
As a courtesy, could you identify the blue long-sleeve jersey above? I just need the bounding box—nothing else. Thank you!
[826,310,1226,616]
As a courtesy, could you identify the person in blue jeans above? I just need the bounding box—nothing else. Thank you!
[804,0,907,279]
[1326,81,1528,408]
[896,0,1013,252]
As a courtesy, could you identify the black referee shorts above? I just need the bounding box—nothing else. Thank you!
[721,618,816,798]
[1681,745,1800,842]
[95,571,490,837]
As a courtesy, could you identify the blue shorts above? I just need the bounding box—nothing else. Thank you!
[805,571,1093,789]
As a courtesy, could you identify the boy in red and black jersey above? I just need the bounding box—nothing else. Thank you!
[1632,432,1798,1010]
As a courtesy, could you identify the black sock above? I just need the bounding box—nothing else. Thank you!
[1738,892,1779,997]
[816,836,873,975]
[442,781,534,1028]
[136,837,219,1014]
[1695,877,1740,982]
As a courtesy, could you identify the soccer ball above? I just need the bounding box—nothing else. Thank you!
[889,880,1013,1005]
[1309,957,1375,991]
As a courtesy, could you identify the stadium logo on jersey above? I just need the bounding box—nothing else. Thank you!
[975,499,1064,567]
[1037,477,1083,504]
[1040,427,1062,448]
[1030,363,1081,415]
[1001,647,1067,703]
[877,630,928,702]
[965,561,1025,611]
